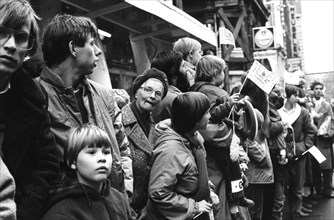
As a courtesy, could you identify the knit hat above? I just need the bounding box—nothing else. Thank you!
[132,68,168,99]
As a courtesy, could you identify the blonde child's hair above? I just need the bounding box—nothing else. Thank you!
[195,55,226,83]
[65,124,112,168]
[173,37,201,60]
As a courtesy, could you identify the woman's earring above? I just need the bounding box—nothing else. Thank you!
[70,164,76,169]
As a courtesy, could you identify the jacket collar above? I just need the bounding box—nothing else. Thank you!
[41,66,66,88]
[122,104,137,126]
[278,103,301,125]
[169,85,182,94]
[41,66,92,95]
[10,67,45,106]
[122,104,154,155]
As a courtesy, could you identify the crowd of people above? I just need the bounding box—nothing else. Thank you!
[0,0,333,220]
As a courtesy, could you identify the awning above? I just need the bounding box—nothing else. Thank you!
[60,0,216,47]
[124,0,217,47]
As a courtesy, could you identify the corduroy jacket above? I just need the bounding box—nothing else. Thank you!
[1,67,59,220]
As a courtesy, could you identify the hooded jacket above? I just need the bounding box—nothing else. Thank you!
[146,120,203,220]
[42,180,131,220]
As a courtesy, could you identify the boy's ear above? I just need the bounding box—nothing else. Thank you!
[188,50,193,58]
[69,41,77,57]
[70,163,76,169]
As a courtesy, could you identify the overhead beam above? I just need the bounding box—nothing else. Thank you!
[59,0,173,44]
[233,9,245,40]
[60,0,144,34]
[140,19,166,27]
[84,2,131,18]
[131,27,177,41]
[218,8,251,61]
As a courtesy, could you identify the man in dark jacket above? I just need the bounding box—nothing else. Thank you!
[0,0,60,219]
[39,14,133,195]
[310,80,334,198]
[266,87,288,220]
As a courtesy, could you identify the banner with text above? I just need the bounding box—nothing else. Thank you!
[247,60,276,94]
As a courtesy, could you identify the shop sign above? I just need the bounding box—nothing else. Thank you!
[253,50,277,59]
[289,5,298,57]
[214,0,238,7]
[286,58,301,72]
[230,47,244,58]
[252,26,275,50]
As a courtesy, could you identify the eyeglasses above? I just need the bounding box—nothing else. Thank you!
[140,86,163,99]
[0,25,34,51]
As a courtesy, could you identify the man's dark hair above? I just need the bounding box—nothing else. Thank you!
[285,84,300,98]
[42,14,98,67]
[0,0,40,56]
[310,80,323,91]
[151,51,183,84]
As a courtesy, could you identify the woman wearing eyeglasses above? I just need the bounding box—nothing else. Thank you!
[121,68,168,219]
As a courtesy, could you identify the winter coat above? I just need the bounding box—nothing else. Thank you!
[278,104,316,156]
[0,157,16,220]
[39,66,133,193]
[1,67,59,220]
[244,138,274,184]
[152,85,182,124]
[121,104,155,212]
[312,98,333,169]
[268,102,287,180]
[268,102,286,150]
[146,120,202,220]
[42,180,131,220]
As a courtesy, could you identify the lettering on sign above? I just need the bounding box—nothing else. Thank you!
[247,61,276,94]
[252,26,275,50]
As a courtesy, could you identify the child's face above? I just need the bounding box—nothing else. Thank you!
[213,69,225,87]
[76,146,112,190]
[196,110,210,130]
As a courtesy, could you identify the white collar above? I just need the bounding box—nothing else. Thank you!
[278,103,301,126]
[0,82,11,95]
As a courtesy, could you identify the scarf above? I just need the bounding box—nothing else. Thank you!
[130,101,152,137]
[184,132,210,202]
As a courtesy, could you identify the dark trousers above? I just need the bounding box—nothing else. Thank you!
[269,152,287,220]
[314,168,333,195]
[269,180,286,220]
[286,157,306,215]
[246,183,273,220]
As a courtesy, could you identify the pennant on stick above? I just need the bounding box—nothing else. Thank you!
[247,60,276,94]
